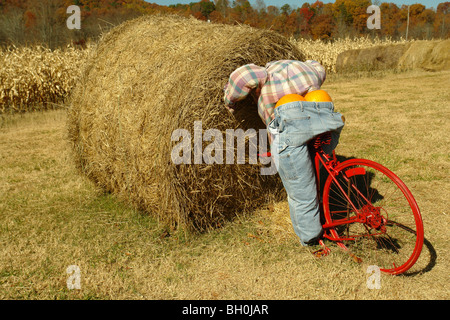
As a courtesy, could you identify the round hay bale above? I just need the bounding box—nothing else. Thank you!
[426,39,450,71]
[401,39,450,71]
[68,14,304,231]
[335,49,360,73]
[336,43,409,73]
[397,40,437,71]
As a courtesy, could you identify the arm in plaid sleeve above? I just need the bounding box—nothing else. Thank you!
[224,64,267,113]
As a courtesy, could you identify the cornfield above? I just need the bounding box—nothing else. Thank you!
[0,45,91,113]
[292,36,412,73]
[0,32,411,114]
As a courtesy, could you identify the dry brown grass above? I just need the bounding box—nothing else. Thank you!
[0,69,448,300]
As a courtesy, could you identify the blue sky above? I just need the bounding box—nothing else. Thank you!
[145,1,439,10]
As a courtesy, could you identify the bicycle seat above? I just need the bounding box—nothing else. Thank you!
[309,132,332,151]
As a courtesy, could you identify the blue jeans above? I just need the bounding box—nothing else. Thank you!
[268,101,345,246]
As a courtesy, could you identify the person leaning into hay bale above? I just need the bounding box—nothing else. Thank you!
[224,60,345,247]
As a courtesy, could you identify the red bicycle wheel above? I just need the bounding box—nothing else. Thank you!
[322,159,424,275]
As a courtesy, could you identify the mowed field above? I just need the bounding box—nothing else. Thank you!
[0,69,448,300]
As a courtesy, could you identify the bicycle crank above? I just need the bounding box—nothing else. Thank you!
[311,240,331,258]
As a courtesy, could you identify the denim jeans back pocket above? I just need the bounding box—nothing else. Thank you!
[284,116,311,132]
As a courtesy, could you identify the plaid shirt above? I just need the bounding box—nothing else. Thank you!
[224,60,326,126]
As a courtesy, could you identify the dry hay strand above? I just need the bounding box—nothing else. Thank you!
[398,39,450,71]
[253,201,297,244]
[335,43,409,73]
[68,14,304,232]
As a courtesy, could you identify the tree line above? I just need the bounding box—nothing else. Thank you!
[0,0,448,48]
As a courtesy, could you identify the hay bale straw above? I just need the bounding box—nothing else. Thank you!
[426,39,450,71]
[398,39,450,71]
[68,15,304,231]
[336,40,450,73]
[335,43,409,73]
[397,40,436,70]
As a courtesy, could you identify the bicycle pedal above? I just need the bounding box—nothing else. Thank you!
[311,240,331,258]
[312,248,329,258]
[348,252,362,264]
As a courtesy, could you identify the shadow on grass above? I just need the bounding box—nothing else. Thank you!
[403,237,437,276]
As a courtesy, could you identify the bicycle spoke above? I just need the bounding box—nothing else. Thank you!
[323,159,424,275]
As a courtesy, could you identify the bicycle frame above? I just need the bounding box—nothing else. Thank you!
[310,135,382,244]
[306,133,424,273]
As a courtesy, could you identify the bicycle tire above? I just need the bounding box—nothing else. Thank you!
[322,158,424,275]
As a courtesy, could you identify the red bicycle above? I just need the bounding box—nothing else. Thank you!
[308,132,424,275]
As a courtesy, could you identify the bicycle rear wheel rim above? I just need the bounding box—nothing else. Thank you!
[323,159,424,275]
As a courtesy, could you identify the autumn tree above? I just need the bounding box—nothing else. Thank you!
[214,0,229,17]
[190,0,215,20]
[434,2,450,37]
[309,1,335,39]
[0,6,27,45]
[254,0,266,14]
[280,4,291,16]
[297,3,314,37]
[1,0,449,47]
[332,0,371,37]
[379,3,401,38]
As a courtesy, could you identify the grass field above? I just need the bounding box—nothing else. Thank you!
[0,69,449,300]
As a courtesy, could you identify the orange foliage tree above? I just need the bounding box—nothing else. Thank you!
[1,0,449,47]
